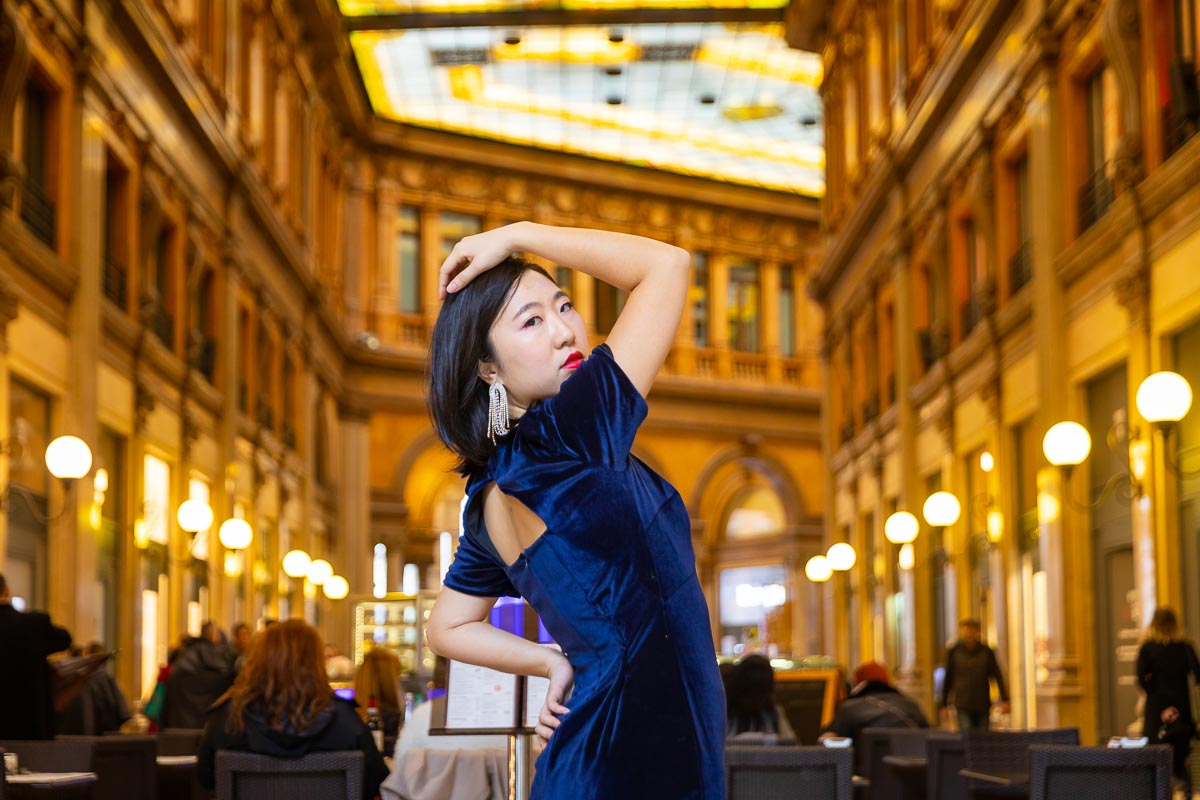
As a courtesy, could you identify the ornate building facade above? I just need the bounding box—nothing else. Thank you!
[0,0,826,704]
[799,0,1200,742]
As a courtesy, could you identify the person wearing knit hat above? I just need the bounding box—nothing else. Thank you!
[818,660,928,743]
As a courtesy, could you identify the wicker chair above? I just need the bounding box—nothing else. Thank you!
[963,729,1080,799]
[1028,745,1172,800]
[214,750,364,800]
[726,745,854,800]
[58,735,157,800]
[859,728,937,800]
[926,733,965,800]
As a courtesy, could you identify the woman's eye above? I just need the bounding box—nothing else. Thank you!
[560,301,574,313]
[523,316,542,328]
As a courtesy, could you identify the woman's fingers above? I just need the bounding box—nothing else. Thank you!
[538,706,561,731]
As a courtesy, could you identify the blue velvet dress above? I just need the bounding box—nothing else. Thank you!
[443,344,726,799]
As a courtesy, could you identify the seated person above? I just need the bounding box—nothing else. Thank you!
[354,648,404,753]
[818,661,928,742]
[197,619,388,800]
[725,654,797,743]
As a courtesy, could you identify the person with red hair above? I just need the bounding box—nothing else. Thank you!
[818,661,928,742]
[197,619,388,800]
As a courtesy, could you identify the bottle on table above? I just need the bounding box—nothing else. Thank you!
[120,700,151,734]
[366,694,384,752]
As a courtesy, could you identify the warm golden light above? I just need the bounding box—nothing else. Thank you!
[308,559,334,586]
[323,575,350,600]
[282,549,313,579]
[827,542,857,571]
[1135,371,1193,425]
[1042,421,1091,467]
[218,518,253,551]
[922,491,962,528]
[979,451,995,473]
[986,510,1004,543]
[224,551,243,578]
[884,511,919,544]
[898,543,915,571]
[804,555,832,582]
[45,435,92,480]
[176,500,214,533]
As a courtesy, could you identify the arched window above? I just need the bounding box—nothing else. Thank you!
[723,484,786,539]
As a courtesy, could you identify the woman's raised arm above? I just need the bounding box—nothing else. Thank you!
[439,222,690,396]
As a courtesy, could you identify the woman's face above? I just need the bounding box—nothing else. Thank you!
[481,270,588,416]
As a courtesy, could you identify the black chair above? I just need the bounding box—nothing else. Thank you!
[214,751,364,800]
[57,735,156,800]
[1,747,8,800]
[861,728,936,800]
[963,729,1080,799]
[726,745,854,800]
[1028,745,1171,800]
[0,740,95,773]
[927,733,965,800]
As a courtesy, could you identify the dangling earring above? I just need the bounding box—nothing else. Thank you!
[486,381,510,445]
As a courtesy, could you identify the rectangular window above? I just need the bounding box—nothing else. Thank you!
[143,454,171,547]
[1079,68,1116,231]
[282,356,296,448]
[593,283,627,335]
[9,377,51,497]
[962,219,980,338]
[21,81,56,247]
[103,154,129,309]
[692,253,710,347]
[238,307,251,412]
[193,269,218,384]
[554,266,573,294]
[396,207,420,314]
[152,224,177,350]
[439,212,482,261]
[779,267,796,357]
[1010,155,1033,293]
[727,259,761,352]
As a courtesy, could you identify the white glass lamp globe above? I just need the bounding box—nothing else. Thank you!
[282,549,313,579]
[979,451,995,473]
[176,499,214,533]
[898,543,915,571]
[1136,371,1193,425]
[218,518,253,551]
[45,436,92,480]
[804,555,832,582]
[323,575,350,600]
[922,491,962,528]
[307,558,334,586]
[827,542,857,571]
[884,511,919,544]
[1042,421,1092,467]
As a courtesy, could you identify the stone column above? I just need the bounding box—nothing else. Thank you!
[419,206,441,321]
[342,160,368,334]
[335,402,371,650]
[212,247,243,629]
[710,253,731,379]
[51,90,104,642]
[1027,28,1083,731]
[0,284,16,572]
[761,261,782,382]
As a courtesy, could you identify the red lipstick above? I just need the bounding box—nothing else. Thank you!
[562,351,584,371]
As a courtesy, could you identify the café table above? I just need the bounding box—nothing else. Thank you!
[882,754,928,800]
[958,767,1030,799]
[6,771,97,800]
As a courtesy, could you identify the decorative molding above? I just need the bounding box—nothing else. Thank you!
[135,380,157,432]
[0,279,16,353]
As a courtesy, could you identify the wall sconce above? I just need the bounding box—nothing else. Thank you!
[307,558,333,586]
[323,574,350,600]
[804,554,832,582]
[177,499,214,534]
[922,491,962,528]
[827,542,857,571]
[884,511,919,544]
[218,517,253,551]
[282,549,312,578]
[0,434,93,520]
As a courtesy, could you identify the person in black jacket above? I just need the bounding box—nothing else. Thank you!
[197,619,387,800]
[162,621,236,729]
[939,618,1008,730]
[818,661,928,742]
[0,572,72,739]
[1136,606,1200,792]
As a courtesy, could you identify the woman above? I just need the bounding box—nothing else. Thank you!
[197,619,388,800]
[725,655,796,743]
[1137,607,1200,792]
[425,222,725,799]
[354,647,403,752]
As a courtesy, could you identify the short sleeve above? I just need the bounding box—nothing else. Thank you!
[525,343,648,467]
[442,530,520,599]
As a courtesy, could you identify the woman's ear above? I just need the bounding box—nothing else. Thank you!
[477,359,498,385]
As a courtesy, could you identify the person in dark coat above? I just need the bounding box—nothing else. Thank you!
[56,642,130,735]
[939,618,1009,730]
[1136,606,1200,792]
[0,572,72,739]
[819,661,928,742]
[198,619,387,800]
[162,621,235,729]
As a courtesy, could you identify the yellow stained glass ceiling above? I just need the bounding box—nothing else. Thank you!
[349,20,825,195]
[340,0,790,15]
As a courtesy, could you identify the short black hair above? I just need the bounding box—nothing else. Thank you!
[427,256,554,476]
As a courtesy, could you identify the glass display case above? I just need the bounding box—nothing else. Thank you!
[352,591,440,676]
